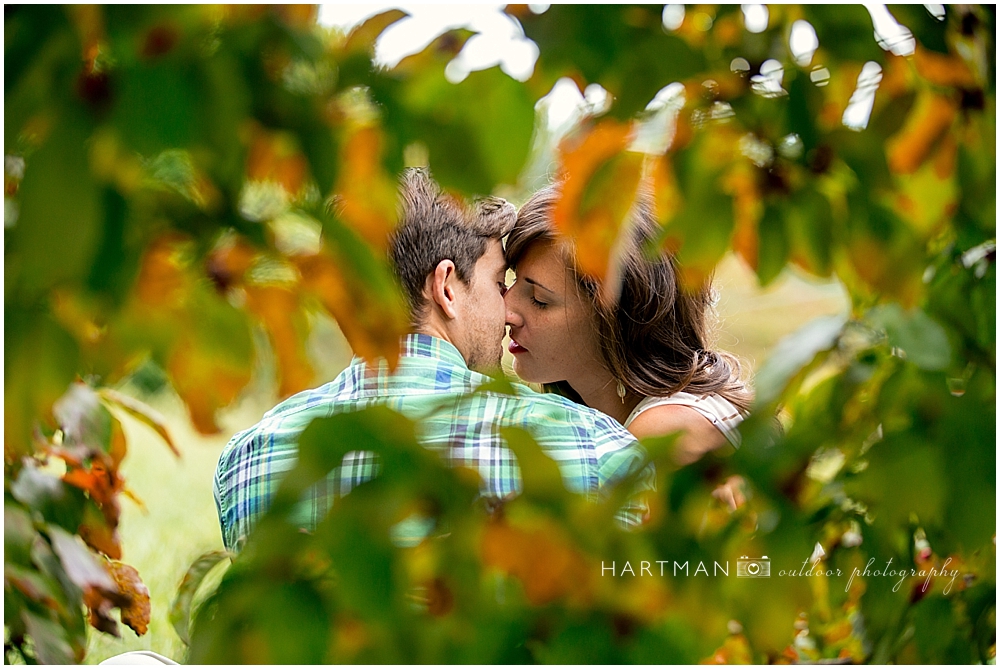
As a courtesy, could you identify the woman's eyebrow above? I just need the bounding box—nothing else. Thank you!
[523,277,554,294]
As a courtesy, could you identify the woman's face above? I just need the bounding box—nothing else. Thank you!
[504,240,603,385]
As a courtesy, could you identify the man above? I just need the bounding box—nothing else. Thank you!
[214,169,651,552]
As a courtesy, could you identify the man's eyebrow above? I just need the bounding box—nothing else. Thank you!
[524,277,554,293]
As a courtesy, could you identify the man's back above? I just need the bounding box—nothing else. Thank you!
[214,334,650,551]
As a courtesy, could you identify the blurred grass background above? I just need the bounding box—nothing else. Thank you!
[84,254,848,664]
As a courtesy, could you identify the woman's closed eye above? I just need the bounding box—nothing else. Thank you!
[530,295,548,308]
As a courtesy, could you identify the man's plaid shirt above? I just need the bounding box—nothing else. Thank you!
[214,334,652,551]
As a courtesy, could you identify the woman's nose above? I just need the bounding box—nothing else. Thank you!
[504,291,523,327]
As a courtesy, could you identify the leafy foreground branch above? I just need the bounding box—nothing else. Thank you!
[4,3,996,665]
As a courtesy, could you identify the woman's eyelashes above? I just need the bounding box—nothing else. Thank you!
[530,295,548,309]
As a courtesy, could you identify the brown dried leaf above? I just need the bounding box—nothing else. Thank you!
[107,561,151,636]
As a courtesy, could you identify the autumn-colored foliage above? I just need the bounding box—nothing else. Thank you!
[4,4,994,665]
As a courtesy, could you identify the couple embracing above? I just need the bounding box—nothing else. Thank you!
[214,169,751,551]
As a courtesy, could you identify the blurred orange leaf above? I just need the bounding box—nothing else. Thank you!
[246,125,309,196]
[886,91,957,175]
[480,518,592,606]
[554,119,643,282]
[295,251,409,371]
[167,336,252,434]
[701,624,754,664]
[134,234,191,309]
[335,125,399,250]
[245,285,315,398]
[914,45,977,88]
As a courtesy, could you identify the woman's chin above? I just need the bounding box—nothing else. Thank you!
[511,359,551,385]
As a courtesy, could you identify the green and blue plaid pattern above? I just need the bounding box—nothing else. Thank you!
[214,334,652,551]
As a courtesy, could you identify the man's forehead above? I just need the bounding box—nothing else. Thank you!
[483,238,508,271]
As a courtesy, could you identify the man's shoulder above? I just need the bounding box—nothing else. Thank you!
[480,379,636,443]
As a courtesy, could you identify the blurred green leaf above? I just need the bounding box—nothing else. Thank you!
[867,304,952,371]
[886,5,950,54]
[9,114,101,297]
[169,550,231,645]
[22,609,77,664]
[753,314,847,407]
[517,5,706,119]
[803,6,885,64]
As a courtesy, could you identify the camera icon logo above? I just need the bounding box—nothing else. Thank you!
[737,556,770,578]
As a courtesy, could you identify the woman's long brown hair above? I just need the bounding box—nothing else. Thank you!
[505,184,752,413]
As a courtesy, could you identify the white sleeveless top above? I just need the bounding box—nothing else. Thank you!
[624,391,744,449]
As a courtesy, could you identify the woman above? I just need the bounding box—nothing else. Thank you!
[503,184,750,509]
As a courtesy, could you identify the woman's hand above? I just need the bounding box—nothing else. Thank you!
[711,475,746,511]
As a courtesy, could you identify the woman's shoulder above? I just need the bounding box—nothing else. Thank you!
[626,391,744,448]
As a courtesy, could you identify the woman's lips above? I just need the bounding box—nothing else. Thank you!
[508,338,528,355]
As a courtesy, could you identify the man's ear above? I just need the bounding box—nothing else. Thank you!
[426,259,460,320]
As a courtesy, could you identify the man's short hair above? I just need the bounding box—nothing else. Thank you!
[390,168,515,325]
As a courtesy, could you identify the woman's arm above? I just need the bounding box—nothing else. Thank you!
[627,403,728,465]
[627,404,745,511]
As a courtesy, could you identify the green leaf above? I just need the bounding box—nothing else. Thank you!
[803,6,885,64]
[4,310,79,454]
[886,5,950,54]
[867,304,952,371]
[517,5,706,119]
[99,387,180,457]
[657,133,736,285]
[5,502,39,566]
[756,204,789,286]
[10,466,85,534]
[113,61,198,156]
[382,66,535,195]
[753,314,847,407]
[53,382,112,453]
[170,550,231,645]
[9,113,101,297]
[501,426,568,505]
[22,610,76,665]
[846,434,947,528]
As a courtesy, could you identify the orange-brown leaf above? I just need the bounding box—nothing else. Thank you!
[480,519,592,606]
[206,235,257,293]
[295,252,409,370]
[245,285,314,398]
[134,234,191,309]
[886,92,957,175]
[335,126,399,250]
[914,45,977,88]
[554,119,643,281]
[270,4,318,29]
[107,561,151,636]
[246,126,309,196]
[167,337,252,434]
